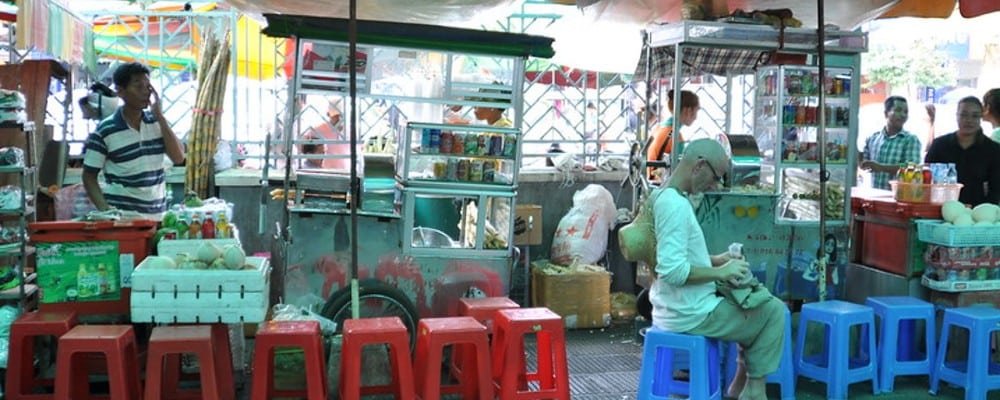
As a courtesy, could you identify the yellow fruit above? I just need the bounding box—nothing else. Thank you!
[747,206,759,218]
[734,206,747,218]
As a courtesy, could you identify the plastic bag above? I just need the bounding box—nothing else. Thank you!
[618,188,664,267]
[550,184,618,265]
[54,183,98,220]
[0,147,24,167]
[0,304,21,369]
[271,303,338,335]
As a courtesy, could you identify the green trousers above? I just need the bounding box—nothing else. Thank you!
[686,295,786,378]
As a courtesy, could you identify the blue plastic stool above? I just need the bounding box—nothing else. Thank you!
[795,300,879,400]
[865,296,935,393]
[638,327,722,400]
[929,306,1000,400]
[724,306,795,400]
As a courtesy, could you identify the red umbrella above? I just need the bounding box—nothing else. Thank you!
[881,0,1000,18]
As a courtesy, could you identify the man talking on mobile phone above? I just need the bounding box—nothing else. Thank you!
[82,62,185,216]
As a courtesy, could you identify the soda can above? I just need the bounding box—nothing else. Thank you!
[428,129,441,154]
[477,135,489,156]
[421,128,432,152]
[451,133,465,154]
[446,158,458,180]
[432,161,447,179]
[842,79,851,94]
[489,135,504,156]
[502,134,517,157]
[482,160,496,183]
[782,105,796,125]
[464,134,479,155]
[456,159,469,181]
[468,160,483,182]
[439,131,453,154]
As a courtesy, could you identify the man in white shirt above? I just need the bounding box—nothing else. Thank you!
[650,139,785,400]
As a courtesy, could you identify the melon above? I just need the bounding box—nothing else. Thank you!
[953,213,974,226]
[940,200,967,223]
[972,204,998,223]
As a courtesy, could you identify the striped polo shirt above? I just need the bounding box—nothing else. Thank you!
[83,108,168,214]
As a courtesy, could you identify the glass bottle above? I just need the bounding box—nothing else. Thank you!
[189,212,202,240]
[202,212,216,239]
[215,212,231,239]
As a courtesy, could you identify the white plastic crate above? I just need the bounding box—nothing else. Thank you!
[130,256,270,323]
[157,229,241,258]
[916,219,1000,247]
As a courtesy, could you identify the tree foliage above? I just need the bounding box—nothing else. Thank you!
[862,40,954,90]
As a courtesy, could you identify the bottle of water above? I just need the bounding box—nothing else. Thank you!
[945,163,957,184]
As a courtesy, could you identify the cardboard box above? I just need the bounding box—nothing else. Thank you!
[531,263,611,329]
[514,204,542,246]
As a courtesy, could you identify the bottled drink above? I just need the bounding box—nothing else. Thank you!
[216,212,231,239]
[189,213,202,240]
[202,212,216,239]
[946,164,958,184]
[922,166,932,184]
[175,212,189,240]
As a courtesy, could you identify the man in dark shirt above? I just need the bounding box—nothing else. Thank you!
[925,96,1000,205]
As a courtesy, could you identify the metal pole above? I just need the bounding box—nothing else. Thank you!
[817,0,828,301]
[348,0,361,319]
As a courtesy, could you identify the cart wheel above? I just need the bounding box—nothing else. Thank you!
[636,288,652,321]
[321,278,421,349]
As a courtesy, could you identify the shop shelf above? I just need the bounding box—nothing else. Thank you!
[0,283,37,300]
[0,206,34,216]
[921,274,1000,293]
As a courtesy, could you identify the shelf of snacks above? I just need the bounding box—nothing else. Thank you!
[0,124,37,311]
[777,167,848,224]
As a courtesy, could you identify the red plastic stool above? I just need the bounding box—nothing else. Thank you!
[414,317,492,400]
[341,317,416,400]
[250,320,327,400]
[144,325,235,400]
[157,324,235,400]
[458,297,521,335]
[53,325,142,400]
[492,307,570,400]
[6,310,78,399]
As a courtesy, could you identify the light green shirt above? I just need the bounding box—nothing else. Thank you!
[991,127,1000,144]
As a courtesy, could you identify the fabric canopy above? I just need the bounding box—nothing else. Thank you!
[880,0,1000,19]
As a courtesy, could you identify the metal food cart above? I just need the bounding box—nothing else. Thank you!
[635,20,868,301]
[261,15,554,334]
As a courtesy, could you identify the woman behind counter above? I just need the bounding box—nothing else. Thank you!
[647,90,700,180]
[924,96,1000,206]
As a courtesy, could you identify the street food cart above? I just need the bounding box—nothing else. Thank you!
[636,20,867,300]
[261,15,554,334]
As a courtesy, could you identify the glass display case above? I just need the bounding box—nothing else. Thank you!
[754,65,856,225]
[396,122,521,189]
[401,187,514,257]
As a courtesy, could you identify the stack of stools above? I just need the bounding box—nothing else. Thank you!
[144,324,235,400]
[6,310,78,399]
[340,316,415,400]
[491,307,570,400]
[930,306,1000,400]
[724,305,795,400]
[865,296,935,393]
[251,320,327,399]
[413,317,492,400]
[638,328,722,400]
[53,325,142,399]
[795,300,879,399]
[456,297,520,378]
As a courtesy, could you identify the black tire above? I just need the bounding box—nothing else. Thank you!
[321,278,421,349]
[636,287,652,321]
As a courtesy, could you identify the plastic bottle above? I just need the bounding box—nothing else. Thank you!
[202,212,216,239]
[216,212,231,239]
[175,211,189,240]
[946,163,958,184]
[97,263,109,295]
[189,212,202,240]
[77,264,91,298]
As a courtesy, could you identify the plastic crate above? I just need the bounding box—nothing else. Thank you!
[916,219,1000,247]
[130,256,270,323]
[921,274,1000,292]
[28,219,156,317]
[889,181,961,204]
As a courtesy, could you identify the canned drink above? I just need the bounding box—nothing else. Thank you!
[464,134,479,155]
[456,159,469,181]
[428,129,441,154]
[421,128,432,152]
[782,105,796,125]
[468,160,483,182]
[432,161,447,179]
[439,131,453,154]
[502,134,517,157]
[477,135,489,156]
[842,79,850,94]
[451,134,465,154]
[489,135,504,156]
[834,79,843,96]
[482,160,496,183]
[446,158,458,180]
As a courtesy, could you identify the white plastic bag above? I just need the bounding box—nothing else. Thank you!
[550,184,618,265]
